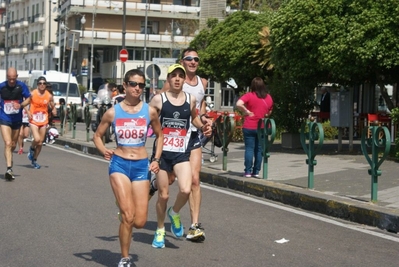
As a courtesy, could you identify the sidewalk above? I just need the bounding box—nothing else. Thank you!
[55,123,399,233]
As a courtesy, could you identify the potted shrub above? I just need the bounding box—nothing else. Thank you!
[270,79,315,148]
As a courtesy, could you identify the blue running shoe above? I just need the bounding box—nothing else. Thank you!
[167,207,184,238]
[32,161,41,169]
[27,148,33,161]
[152,229,165,248]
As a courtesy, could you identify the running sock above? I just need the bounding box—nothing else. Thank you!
[169,208,178,216]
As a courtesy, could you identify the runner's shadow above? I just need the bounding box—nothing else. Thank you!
[74,249,138,267]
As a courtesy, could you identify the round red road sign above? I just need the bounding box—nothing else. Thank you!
[119,49,128,63]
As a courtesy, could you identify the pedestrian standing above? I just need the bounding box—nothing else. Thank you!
[149,64,212,249]
[235,77,273,178]
[0,67,31,180]
[27,76,57,169]
[93,69,163,267]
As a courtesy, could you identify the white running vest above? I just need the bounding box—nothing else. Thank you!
[183,75,205,131]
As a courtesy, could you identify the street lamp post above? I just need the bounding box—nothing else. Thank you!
[5,0,9,72]
[88,0,99,104]
[165,20,181,57]
[57,16,61,71]
[61,21,69,72]
[121,0,126,83]
[81,15,86,38]
[143,0,148,79]
[47,0,52,70]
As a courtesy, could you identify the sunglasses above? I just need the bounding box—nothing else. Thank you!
[127,81,145,89]
[183,56,200,62]
[37,82,46,85]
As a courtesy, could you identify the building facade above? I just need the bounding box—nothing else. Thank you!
[0,0,235,110]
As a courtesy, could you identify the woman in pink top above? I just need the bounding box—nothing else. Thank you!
[236,77,273,178]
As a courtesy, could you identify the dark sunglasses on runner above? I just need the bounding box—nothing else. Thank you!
[37,82,46,85]
[127,81,145,89]
[183,56,200,62]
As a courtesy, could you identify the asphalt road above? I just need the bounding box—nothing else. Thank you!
[0,142,398,267]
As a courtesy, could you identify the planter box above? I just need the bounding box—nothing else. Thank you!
[281,132,302,149]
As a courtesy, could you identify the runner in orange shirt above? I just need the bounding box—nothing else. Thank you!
[27,76,56,169]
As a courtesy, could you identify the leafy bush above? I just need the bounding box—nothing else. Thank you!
[270,76,315,134]
[321,120,338,140]
[232,115,244,142]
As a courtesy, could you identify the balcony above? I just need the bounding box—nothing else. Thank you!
[0,50,4,56]
[78,29,194,48]
[9,47,20,54]
[38,16,46,23]
[21,19,29,27]
[67,0,200,19]
[0,26,5,32]
[19,44,28,53]
[34,43,44,51]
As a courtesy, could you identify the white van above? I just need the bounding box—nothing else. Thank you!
[29,70,82,121]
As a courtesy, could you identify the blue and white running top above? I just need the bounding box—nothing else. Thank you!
[112,102,150,147]
[0,80,31,123]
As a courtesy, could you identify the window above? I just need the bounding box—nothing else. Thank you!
[141,21,159,34]
[75,17,83,30]
[143,0,160,3]
[173,0,192,5]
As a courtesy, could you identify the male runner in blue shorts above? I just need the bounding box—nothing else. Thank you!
[0,67,31,181]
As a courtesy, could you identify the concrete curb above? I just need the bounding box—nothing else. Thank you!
[56,137,399,233]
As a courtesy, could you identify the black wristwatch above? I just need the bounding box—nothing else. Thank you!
[152,158,161,164]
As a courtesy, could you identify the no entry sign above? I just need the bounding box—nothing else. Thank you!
[119,49,128,63]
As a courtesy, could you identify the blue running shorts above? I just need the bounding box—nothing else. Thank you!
[109,155,151,182]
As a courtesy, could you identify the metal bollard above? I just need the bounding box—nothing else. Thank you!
[214,112,235,171]
[361,121,391,202]
[70,104,78,139]
[257,115,276,179]
[300,117,324,189]
[84,104,92,142]
[59,103,65,136]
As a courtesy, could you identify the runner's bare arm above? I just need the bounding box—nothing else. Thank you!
[149,105,163,174]
[190,95,212,137]
[149,93,162,115]
[20,97,31,109]
[93,107,115,160]
[159,80,170,94]
[49,95,57,116]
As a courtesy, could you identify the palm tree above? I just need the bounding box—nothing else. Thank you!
[252,26,273,71]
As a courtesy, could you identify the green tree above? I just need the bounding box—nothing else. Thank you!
[190,11,272,89]
[227,0,283,11]
[271,0,399,110]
